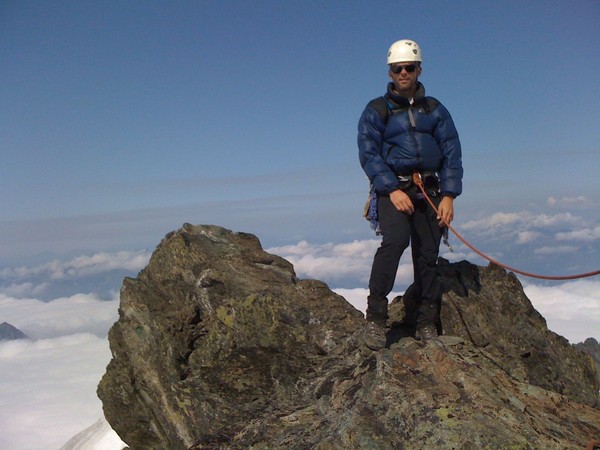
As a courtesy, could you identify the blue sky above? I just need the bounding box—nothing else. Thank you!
[2,0,598,264]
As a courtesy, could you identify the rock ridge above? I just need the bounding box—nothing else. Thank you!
[98,224,600,449]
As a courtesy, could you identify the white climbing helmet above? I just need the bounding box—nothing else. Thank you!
[387,39,423,64]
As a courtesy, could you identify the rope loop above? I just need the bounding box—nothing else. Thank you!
[412,172,600,281]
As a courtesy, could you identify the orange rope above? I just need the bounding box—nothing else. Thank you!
[586,440,600,450]
[412,173,600,281]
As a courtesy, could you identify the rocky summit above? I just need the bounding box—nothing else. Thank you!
[98,224,600,449]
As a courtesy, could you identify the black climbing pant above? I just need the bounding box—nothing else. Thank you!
[367,189,443,326]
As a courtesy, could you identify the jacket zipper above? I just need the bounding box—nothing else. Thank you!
[408,106,421,160]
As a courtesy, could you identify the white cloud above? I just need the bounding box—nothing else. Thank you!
[0,293,119,340]
[533,245,579,255]
[268,240,415,286]
[333,287,369,314]
[332,287,404,316]
[0,333,118,450]
[555,226,600,242]
[269,239,379,259]
[0,293,124,449]
[461,212,522,230]
[547,196,589,207]
[523,279,600,343]
[0,281,50,297]
[456,211,595,263]
[0,250,150,282]
[58,251,151,279]
[461,211,580,233]
[517,231,542,244]
[528,212,580,228]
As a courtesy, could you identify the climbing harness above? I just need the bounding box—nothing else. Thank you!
[412,172,600,281]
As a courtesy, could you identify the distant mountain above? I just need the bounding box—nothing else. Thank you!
[60,417,125,450]
[0,322,28,340]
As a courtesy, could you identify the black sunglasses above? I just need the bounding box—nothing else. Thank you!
[390,63,418,74]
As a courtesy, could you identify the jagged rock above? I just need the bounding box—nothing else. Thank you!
[389,259,600,408]
[576,338,600,385]
[98,224,600,449]
[0,322,28,340]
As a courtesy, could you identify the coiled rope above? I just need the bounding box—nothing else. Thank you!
[412,173,600,281]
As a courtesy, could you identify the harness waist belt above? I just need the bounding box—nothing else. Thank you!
[397,171,438,182]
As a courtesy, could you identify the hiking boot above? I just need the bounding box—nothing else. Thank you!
[366,296,389,323]
[362,321,387,351]
[416,325,440,343]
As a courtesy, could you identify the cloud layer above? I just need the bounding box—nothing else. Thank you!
[0,294,121,449]
[0,250,150,282]
[0,250,151,301]
[0,293,119,340]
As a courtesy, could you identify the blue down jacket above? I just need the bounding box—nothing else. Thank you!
[358,82,463,197]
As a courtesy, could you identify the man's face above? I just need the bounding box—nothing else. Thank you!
[388,62,422,94]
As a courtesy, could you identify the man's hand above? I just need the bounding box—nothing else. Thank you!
[437,196,454,226]
[390,189,414,214]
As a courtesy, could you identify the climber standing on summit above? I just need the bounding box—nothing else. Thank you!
[358,39,463,349]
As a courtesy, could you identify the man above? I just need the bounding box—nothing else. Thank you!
[358,39,463,349]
